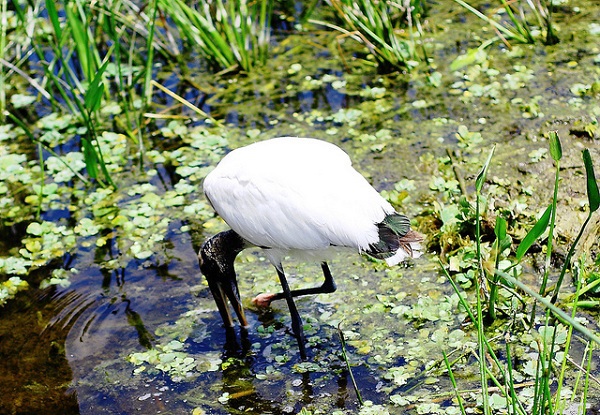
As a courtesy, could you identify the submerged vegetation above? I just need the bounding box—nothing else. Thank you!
[1,0,600,414]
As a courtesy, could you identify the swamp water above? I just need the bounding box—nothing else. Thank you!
[1,0,600,414]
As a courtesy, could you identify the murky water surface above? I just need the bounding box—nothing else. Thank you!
[1,0,600,414]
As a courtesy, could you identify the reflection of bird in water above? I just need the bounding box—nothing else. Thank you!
[199,137,424,359]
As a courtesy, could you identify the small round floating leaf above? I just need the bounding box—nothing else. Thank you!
[26,222,43,236]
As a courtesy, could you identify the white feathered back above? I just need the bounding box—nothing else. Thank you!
[203,137,395,265]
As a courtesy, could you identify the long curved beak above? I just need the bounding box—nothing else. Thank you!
[205,268,248,328]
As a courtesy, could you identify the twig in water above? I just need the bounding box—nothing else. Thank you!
[445,149,468,196]
[337,322,364,405]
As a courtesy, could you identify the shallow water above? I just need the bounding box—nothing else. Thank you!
[2,0,600,414]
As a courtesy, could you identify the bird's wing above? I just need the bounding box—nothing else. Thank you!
[203,137,394,252]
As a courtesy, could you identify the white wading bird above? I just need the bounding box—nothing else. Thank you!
[199,137,423,359]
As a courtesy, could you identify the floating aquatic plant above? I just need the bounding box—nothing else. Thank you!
[0,276,29,306]
[440,131,600,415]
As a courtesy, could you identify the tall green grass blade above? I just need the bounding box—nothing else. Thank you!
[327,0,422,72]
[41,1,83,114]
[450,0,529,44]
[516,204,551,261]
[65,1,92,81]
[549,149,599,305]
[258,0,271,64]
[488,216,509,320]
[84,59,110,112]
[555,276,580,412]
[0,0,6,121]
[143,0,158,107]
[469,145,499,414]
[475,145,495,324]
[529,131,562,324]
[82,137,99,180]
[583,149,599,212]
[442,351,467,415]
[494,216,507,245]
[337,323,363,405]
[581,342,594,413]
[45,0,63,42]
[476,145,496,192]
[498,0,534,43]
[441,259,528,414]
[102,2,137,142]
[497,269,600,345]
[159,0,271,72]
[504,342,520,415]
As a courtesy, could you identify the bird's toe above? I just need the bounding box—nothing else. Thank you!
[252,292,276,307]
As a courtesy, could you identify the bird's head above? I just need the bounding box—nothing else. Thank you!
[199,230,250,328]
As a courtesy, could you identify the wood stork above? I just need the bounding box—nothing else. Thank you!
[199,137,423,359]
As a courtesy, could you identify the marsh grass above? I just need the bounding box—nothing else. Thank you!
[8,0,115,186]
[5,0,194,185]
[452,0,558,48]
[158,0,272,73]
[7,0,273,154]
[442,132,600,414]
[314,0,426,73]
[0,0,7,121]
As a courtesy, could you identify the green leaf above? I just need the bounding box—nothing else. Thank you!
[82,138,99,179]
[45,0,62,41]
[10,94,37,108]
[84,82,104,112]
[494,216,512,253]
[475,145,496,193]
[548,130,562,161]
[516,205,552,261]
[494,216,507,241]
[65,3,91,79]
[583,149,599,212]
[84,60,110,112]
[449,48,487,71]
[26,222,43,236]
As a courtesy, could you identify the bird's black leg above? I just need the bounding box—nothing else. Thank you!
[259,262,337,303]
[319,262,337,293]
[275,265,308,359]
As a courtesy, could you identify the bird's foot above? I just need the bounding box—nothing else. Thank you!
[252,292,276,307]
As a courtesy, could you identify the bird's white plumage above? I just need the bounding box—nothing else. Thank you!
[203,137,397,266]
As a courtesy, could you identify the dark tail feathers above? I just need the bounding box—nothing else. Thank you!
[367,213,424,261]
